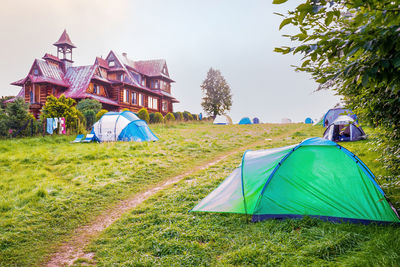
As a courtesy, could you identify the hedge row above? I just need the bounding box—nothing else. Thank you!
[136,108,199,124]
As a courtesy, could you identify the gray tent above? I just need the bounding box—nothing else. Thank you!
[323,115,366,142]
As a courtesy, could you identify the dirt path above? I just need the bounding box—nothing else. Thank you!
[44,128,301,266]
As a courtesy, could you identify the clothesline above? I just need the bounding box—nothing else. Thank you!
[46,117,66,135]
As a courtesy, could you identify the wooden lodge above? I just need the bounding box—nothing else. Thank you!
[10,30,178,118]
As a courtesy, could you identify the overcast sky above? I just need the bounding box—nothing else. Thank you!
[0,0,340,123]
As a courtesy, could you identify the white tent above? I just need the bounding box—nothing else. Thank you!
[213,115,233,125]
[92,111,158,142]
[281,118,292,124]
[323,115,366,142]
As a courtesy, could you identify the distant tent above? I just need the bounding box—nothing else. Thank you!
[323,115,366,142]
[313,116,324,126]
[213,115,233,125]
[91,111,158,142]
[281,118,292,124]
[238,117,252,125]
[323,108,358,128]
[253,117,260,124]
[305,117,313,124]
[192,137,400,224]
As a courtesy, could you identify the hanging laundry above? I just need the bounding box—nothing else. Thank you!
[59,117,66,134]
[46,118,54,134]
[53,118,58,130]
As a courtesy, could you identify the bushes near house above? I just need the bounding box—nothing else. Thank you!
[183,111,194,121]
[149,112,155,123]
[96,109,108,121]
[41,95,83,133]
[76,99,102,129]
[173,111,183,121]
[153,112,164,123]
[138,108,150,123]
[164,112,175,122]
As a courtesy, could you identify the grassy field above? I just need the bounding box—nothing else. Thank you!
[0,122,316,266]
[87,127,400,266]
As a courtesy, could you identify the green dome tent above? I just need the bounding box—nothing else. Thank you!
[192,137,400,224]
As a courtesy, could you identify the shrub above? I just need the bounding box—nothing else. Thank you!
[96,109,108,121]
[41,95,81,130]
[0,96,13,110]
[149,113,155,123]
[83,110,96,129]
[164,112,175,122]
[122,108,130,112]
[76,99,102,114]
[173,112,183,121]
[0,108,8,136]
[4,98,31,136]
[183,111,194,121]
[76,99,102,129]
[191,113,199,121]
[153,112,164,123]
[138,108,149,123]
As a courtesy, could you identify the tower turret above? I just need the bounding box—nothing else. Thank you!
[53,30,76,70]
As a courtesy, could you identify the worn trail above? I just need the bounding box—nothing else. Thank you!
[44,128,300,266]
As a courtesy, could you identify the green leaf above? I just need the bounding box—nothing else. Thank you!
[272,0,288,4]
[301,60,311,68]
[392,56,400,68]
[279,18,292,30]
[325,11,334,26]
[362,74,369,87]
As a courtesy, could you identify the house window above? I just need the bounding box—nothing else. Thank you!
[141,77,145,86]
[52,87,56,95]
[119,74,124,82]
[131,92,137,105]
[162,100,168,112]
[148,96,152,109]
[138,93,143,106]
[153,98,158,110]
[123,89,129,103]
[155,80,159,89]
[109,60,115,67]
[33,68,39,76]
[93,84,98,94]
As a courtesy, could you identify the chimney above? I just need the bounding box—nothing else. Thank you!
[122,52,127,57]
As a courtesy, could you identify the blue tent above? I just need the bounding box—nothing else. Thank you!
[239,117,252,125]
[323,108,358,128]
[91,111,158,142]
[253,117,260,124]
[305,117,313,124]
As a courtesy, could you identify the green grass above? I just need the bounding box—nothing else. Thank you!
[0,122,315,266]
[88,127,400,266]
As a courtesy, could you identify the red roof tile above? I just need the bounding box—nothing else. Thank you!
[85,94,119,106]
[63,65,96,98]
[132,59,166,77]
[53,29,76,48]
[42,53,61,62]
[95,57,109,69]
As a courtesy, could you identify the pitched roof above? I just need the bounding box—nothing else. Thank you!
[63,65,96,98]
[118,54,174,82]
[36,59,65,81]
[86,94,119,106]
[95,57,109,69]
[11,59,69,87]
[53,29,76,48]
[42,53,61,63]
[132,59,166,77]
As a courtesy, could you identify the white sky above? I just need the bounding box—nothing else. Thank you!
[0,0,340,123]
